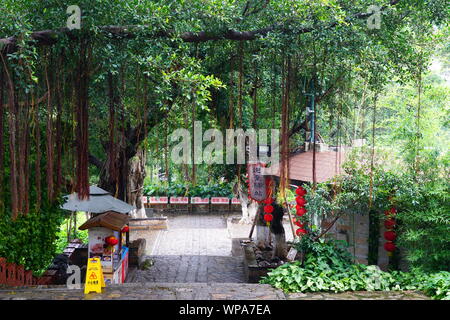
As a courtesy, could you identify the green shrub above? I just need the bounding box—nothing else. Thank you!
[260,238,450,299]
[0,203,65,275]
[143,181,234,198]
[396,182,450,272]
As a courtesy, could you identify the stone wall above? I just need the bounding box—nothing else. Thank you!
[323,213,399,271]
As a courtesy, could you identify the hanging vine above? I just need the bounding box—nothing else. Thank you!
[74,38,91,200]
[0,58,5,213]
[279,56,291,198]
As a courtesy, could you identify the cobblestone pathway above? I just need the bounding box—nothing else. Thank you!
[130,214,246,283]
[0,283,285,300]
[0,284,428,300]
[130,255,245,283]
[153,214,232,256]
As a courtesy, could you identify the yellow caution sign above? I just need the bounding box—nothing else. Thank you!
[84,257,105,294]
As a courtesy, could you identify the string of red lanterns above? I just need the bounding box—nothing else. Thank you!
[295,186,307,236]
[383,207,397,255]
[263,197,274,225]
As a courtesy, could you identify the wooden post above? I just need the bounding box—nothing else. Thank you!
[284,198,296,239]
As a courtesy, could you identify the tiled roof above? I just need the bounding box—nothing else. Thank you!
[79,211,130,231]
[263,149,348,183]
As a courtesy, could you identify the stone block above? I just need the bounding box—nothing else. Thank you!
[0,258,5,284]
[16,265,24,286]
[355,238,367,245]
[338,225,351,232]
[129,218,168,231]
[129,238,146,267]
[24,270,33,286]
[355,247,368,257]
[37,276,53,285]
[6,263,16,286]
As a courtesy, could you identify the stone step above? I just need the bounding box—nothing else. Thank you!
[0,282,286,300]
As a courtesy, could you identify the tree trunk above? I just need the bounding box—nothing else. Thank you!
[97,134,146,219]
[270,203,287,259]
[236,183,258,224]
[256,211,270,249]
[127,148,147,219]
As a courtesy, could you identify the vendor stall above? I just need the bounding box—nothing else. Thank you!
[79,211,130,285]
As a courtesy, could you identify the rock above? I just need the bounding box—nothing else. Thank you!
[258,261,271,267]
[140,258,154,270]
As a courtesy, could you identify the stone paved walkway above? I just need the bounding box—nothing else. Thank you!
[130,255,245,283]
[0,283,285,300]
[130,214,246,284]
[0,284,429,300]
[153,214,232,256]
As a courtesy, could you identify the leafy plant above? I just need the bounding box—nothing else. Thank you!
[396,182,450,272]
[261,238,450,299]
[143,181,234,198]
[0,202,65,275]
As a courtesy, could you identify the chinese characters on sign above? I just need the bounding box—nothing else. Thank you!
[248,163,267,202]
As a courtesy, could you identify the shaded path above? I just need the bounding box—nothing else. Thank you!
[129,214,246,283]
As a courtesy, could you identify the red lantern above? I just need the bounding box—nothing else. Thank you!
[296,228,307,236]
[296,207,307,216]
[264,214,273,222]
[294,221,305,228]
[121,226,129,233]
[263,198,273,205]
[384,242,396,252]
[264,205,274,214]
[385,208,397,216]
[384,231,397,241]
[384,219,396,229]
[296,197,306,206]
[105,236,118,246]
[295,187,307,196]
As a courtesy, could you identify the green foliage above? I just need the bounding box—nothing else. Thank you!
[421,272,450,300]
[143,181,234,198]
[54,226,88,255]
[396,182,450,272]
[301,144,449,271]
[261,238,450,299]
[295,236,354,268]
[0,203,65,275]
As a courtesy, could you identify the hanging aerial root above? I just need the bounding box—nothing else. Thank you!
[75,40,91,200]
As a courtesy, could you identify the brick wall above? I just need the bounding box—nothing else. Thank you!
[0,258,52,287]
[323,213,403,271]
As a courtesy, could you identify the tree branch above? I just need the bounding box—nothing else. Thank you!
[0,0,402,52]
